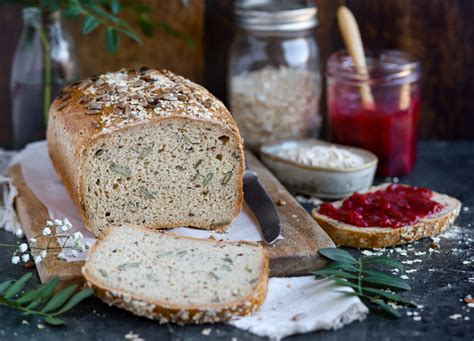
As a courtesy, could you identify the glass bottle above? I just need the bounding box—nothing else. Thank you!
[228,0,322,152]
[326,49,421,177]
[10,7,80,149]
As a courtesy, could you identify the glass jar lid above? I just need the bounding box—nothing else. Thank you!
[235,0,317,32]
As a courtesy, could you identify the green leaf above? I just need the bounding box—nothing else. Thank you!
[363,287,417,307]
[370,298,402,318]
[0,280,13,294]
[40,277,61,300]
[25,297,43,310]
[62,6,84,17]
[332,277,360,290]
[363,274,411,291]
[117,28,142,44]
[362,256,404,273]
[105,27,119,53]
[44,316,65,326]
[319,248,357,264]
[4,273,32,299]
[82,16,101,34]
[325,261,359,273]
[16,283,48,304]
[52,288,94,316]
[41,285,78,314]
[110,0,121,14]
[313,269,359,280]
[138,14,154,37]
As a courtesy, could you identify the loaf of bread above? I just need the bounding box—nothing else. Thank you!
[47,68,245,236]
[82,225,269,323]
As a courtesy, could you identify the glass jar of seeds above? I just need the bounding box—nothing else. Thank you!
[228,0,322,152]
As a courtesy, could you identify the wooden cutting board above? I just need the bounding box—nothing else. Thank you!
[8,151,334,285]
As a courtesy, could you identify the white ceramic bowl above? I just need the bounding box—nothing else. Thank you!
[260,139,378,199]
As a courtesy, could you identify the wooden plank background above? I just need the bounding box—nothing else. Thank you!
[1,0,474,148]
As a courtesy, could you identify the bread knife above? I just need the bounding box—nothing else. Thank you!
[243,170,281,244]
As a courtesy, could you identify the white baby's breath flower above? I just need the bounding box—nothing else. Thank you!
[60,225,69,232]
[85,241,93,249]
[15,229,24,238]
[30,238,37,246]
[11,256,20,264]
[57,252,66,260]
[63,218,72,228]
[53,219,62,226]
[42,227,52,236]
[78,244,86,252]
[40,250,47,258]
[19,243,28,253]
[72,231,83,240]
[46,220,54,227]
[71,249,79,258]
[34,255,43,264]
[21,254,30,262]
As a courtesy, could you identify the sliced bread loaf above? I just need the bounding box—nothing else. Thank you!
[82,225,269,324]
[312,184,461,248]
[47,69,244,236]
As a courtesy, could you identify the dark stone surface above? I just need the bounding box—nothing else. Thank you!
[0,141,472,340]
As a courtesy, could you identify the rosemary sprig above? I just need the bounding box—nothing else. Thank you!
[0,273,94,326]
[314,248,416,318]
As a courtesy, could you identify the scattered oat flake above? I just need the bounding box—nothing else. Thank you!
[21,320,29,325]
[124,331,143,341]
[37,324,45,329]
[449,314,463,320]
[401,275,409,280]
[361,250,373,256]
[406,269,417,273]
[468,303,474,308]
[201,328,212,336]
[462,261,471,265]
[413,316,422,321]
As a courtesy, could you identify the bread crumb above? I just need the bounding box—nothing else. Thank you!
[125,331,143,341]
[276,199,286,206]
[201,328,212,336]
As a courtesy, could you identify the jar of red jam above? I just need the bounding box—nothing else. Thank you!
[326,50,421,176]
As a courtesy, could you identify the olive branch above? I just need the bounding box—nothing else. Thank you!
[314,248,417,318]
[0,273,94,326]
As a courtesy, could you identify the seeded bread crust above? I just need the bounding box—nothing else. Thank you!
[82,225,269,324]
[312,184,461,248]
[47,68,245,235]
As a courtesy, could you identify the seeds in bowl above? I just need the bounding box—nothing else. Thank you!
[275,144,365,169]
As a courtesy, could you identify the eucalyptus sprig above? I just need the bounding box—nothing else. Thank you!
[0,273,94,326]
[314,248,417,318]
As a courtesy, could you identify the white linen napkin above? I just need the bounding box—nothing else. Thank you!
[230,277,368,340]
[6,141,368,338]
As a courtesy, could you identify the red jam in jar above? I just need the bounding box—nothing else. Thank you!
[326,50,421,176]
[319,184,444,228]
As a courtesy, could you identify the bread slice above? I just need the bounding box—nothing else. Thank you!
[82,225,269,324]
[47,69,245,236]
[312,184,461,248]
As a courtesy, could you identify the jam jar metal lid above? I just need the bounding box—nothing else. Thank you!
[235,0,318,32]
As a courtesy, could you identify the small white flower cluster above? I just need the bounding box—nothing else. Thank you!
[10,217,90,265]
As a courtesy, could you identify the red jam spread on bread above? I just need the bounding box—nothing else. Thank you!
[319,184,444,228]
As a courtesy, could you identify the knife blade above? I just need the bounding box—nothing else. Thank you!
[243,170,281,244]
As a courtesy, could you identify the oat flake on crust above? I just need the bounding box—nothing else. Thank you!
[76,68,226,130]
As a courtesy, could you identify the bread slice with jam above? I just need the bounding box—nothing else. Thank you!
[82,225,269,324]
[312,184,461,248]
